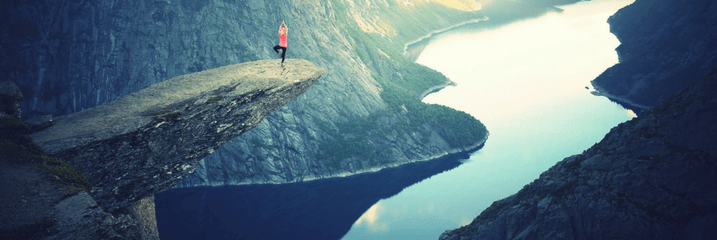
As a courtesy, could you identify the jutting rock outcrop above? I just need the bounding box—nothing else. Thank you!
[28,59,322,213]
[439,68,717,239]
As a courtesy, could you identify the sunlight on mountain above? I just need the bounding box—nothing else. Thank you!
[428,0,483,11]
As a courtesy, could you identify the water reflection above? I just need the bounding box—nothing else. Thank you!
[353,202,389,233]
[155,150,476,240]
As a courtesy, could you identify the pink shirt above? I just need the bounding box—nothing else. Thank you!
[279,27,288,47]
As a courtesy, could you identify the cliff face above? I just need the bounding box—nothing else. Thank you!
[440,67,717,240]
[2,0,492,187]
[591,0,717,110]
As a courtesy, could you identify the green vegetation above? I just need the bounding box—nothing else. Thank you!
[0,116,91,192]
[316,114,390,169]
[316,1,488,169]
[41,155,91,192]
[0,217,59,240]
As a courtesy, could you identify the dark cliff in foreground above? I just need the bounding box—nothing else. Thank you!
[440,66,717,240]
[591,0,717,110]
[1,60,323,239]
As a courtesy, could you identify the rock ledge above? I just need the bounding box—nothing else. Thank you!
[30,59,324,214]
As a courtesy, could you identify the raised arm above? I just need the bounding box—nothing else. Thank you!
[278,21,287,34]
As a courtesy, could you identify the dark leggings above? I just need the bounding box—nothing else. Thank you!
[273,45,287,63]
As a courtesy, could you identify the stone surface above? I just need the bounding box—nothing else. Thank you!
[128,195,159,240]
[439,69,717,240]
[30,59,324,213]
[53,191,141,240]
[26,114,53,133]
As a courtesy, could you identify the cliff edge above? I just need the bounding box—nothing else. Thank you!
[439,68,717,239]
[2,59,323,239]
[30,59,324,213]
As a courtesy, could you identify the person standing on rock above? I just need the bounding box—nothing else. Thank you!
[273,21,288,66]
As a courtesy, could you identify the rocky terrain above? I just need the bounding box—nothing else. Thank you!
[1,59,323,239]
[1,0,494,188]
[440,65,717,240]
[31,59,324,213]
[591,0,717,110]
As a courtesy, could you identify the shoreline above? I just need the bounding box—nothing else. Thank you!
[419,79,457,99]
[590,83,651,112]
[403,16,489,56]
[173,134,489,188]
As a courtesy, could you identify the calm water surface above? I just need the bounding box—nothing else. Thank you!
[343,0,635,239]
[156,1,635,239]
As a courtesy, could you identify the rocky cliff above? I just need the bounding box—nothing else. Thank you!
[2,0,492,187]
[439,66,717,240]
[2,60,323,239]
[591,0,717,110]
[31,59,324,213]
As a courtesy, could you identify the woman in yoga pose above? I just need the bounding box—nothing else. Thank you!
[273,21,288,66]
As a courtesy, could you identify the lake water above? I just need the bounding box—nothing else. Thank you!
[155,0,635,239]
